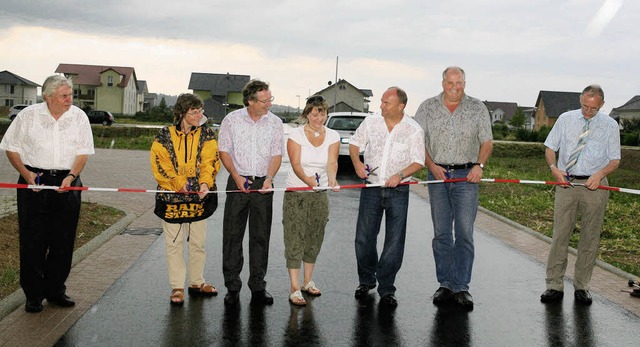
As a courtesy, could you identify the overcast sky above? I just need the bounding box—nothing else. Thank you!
[1,0,636,115]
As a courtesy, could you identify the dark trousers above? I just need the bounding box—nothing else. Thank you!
[17,171,82,301]
[222,176,273,292]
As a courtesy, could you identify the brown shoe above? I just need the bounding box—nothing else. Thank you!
[170,289,184,305]
[188,283,218,296]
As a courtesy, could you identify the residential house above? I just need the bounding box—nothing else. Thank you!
[312,79,371,113]
[0,70,40,107]
[533,91,581,130]
[188,72,250,124]
[55,63,140,115]
[483,101,518,124]
[610,96,640,126]
[518,106,537,130]
[137,80,158,112]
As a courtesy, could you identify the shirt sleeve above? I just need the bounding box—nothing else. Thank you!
[270,117,285,156]
[349,117,370,149]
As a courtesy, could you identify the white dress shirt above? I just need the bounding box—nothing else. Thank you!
[0,103,95,169]
[350,113,425,184]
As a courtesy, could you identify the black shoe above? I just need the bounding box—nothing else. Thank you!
[379,294,398,307]
[453,291,474,310]
[224,291,240,306]
[540,289,564,303]
[432,287,453,304]
[47,294,75,307]
[574,290,593,305]
[354,284,376,298]
[251,290,274,305]
[25,299,43,313]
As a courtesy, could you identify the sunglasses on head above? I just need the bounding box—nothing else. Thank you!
[307,95,325,104]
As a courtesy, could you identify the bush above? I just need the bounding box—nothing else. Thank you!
[621,132,640,146]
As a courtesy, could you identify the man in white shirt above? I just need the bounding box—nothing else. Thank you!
[0,75,95,313]
[349,86,425,307]
[217,79,284,305]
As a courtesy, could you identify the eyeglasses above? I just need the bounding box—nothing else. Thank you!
[307,95,325,104]
[187,108,204,115]
[256,96,275,104]
[581,104,600,114]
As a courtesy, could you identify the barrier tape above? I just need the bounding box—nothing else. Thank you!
[1,177,639,195]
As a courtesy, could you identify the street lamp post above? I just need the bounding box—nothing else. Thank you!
[296,95,300,114]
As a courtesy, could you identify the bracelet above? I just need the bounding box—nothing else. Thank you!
[66,173,77,179]
[549,164,556,170]
[265,175,274,180]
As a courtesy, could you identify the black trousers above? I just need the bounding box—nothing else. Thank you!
[222,176,273,292]
[17,171,82,301]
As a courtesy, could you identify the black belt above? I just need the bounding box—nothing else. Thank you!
[436,162,475,170]
[25,166,70,177]
[243,175,266,181]
[569,175,590,180]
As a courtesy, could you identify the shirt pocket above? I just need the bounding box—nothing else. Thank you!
[391,142,409,162]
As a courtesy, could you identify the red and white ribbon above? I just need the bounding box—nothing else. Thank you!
[0,178,638,195]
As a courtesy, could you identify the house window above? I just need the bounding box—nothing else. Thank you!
[5,85,14,94]
[107,76,114,87]
[73,89,79,97]
[88,89,95,97]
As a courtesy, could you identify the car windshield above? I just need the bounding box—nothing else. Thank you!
[326,116,365,131]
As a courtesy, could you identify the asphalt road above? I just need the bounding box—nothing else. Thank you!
[54,160,640,346]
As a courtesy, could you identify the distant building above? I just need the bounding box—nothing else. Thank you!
[55,63,140,115]
[533,91,581,130]
[483,101,518,124]
[519,106,537,130]
[188,72,250,124]
[312,79,371,113]
[137,80,158,112]
[610,96,640,126]
[0,70,40,107]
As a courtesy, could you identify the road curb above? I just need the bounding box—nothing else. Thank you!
[0,210,137,321]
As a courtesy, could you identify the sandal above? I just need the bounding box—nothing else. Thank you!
[188,283,218,296]
[301,280,321,296]
[170,289,184,305]
[289,290,306,306]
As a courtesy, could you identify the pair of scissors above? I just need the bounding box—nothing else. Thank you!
[363,164,379,183]
[315,173,320,186]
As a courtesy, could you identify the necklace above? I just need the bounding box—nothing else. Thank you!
[306,125,321,138]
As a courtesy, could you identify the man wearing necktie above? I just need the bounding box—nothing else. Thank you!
[540,84,621,305]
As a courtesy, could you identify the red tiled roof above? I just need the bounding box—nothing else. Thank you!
[55,63,136,88]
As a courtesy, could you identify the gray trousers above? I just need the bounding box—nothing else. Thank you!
[545,177,609,291]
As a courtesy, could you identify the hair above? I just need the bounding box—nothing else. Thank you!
[581,84,605,101]
[42,75,73,98]
[173,93,203,123]
[442,66,466,81]
[300,95,329,121]
[242,79,270,106]
[387,86,408,106]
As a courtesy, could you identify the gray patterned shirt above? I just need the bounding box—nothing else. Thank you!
[414,92,492,164]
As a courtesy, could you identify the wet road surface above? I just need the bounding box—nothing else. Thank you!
[55,161,639,346]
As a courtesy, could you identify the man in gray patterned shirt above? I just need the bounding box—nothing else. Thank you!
[414,66,493,310]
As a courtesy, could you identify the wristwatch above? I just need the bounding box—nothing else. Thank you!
[475,163,485,170]
[398,172,405,179]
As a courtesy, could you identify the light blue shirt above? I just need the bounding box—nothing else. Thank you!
[544,109,620,176]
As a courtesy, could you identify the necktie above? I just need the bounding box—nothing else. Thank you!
[565,120,590,174]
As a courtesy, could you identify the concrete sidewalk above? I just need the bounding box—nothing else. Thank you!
[0,149,638,346]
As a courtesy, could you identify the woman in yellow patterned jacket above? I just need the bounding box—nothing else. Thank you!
[150,93,220,305]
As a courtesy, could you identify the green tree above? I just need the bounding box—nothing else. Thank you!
[509,108,526,129]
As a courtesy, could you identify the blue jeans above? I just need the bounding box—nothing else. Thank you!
[355,185,409,296]
[428,169,479,292]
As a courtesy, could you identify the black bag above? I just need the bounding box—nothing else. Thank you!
[153,126,218,223]
[154,185,217,223]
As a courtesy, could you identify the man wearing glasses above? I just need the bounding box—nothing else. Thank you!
[541,84,620,305]
[218,79,284,305]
